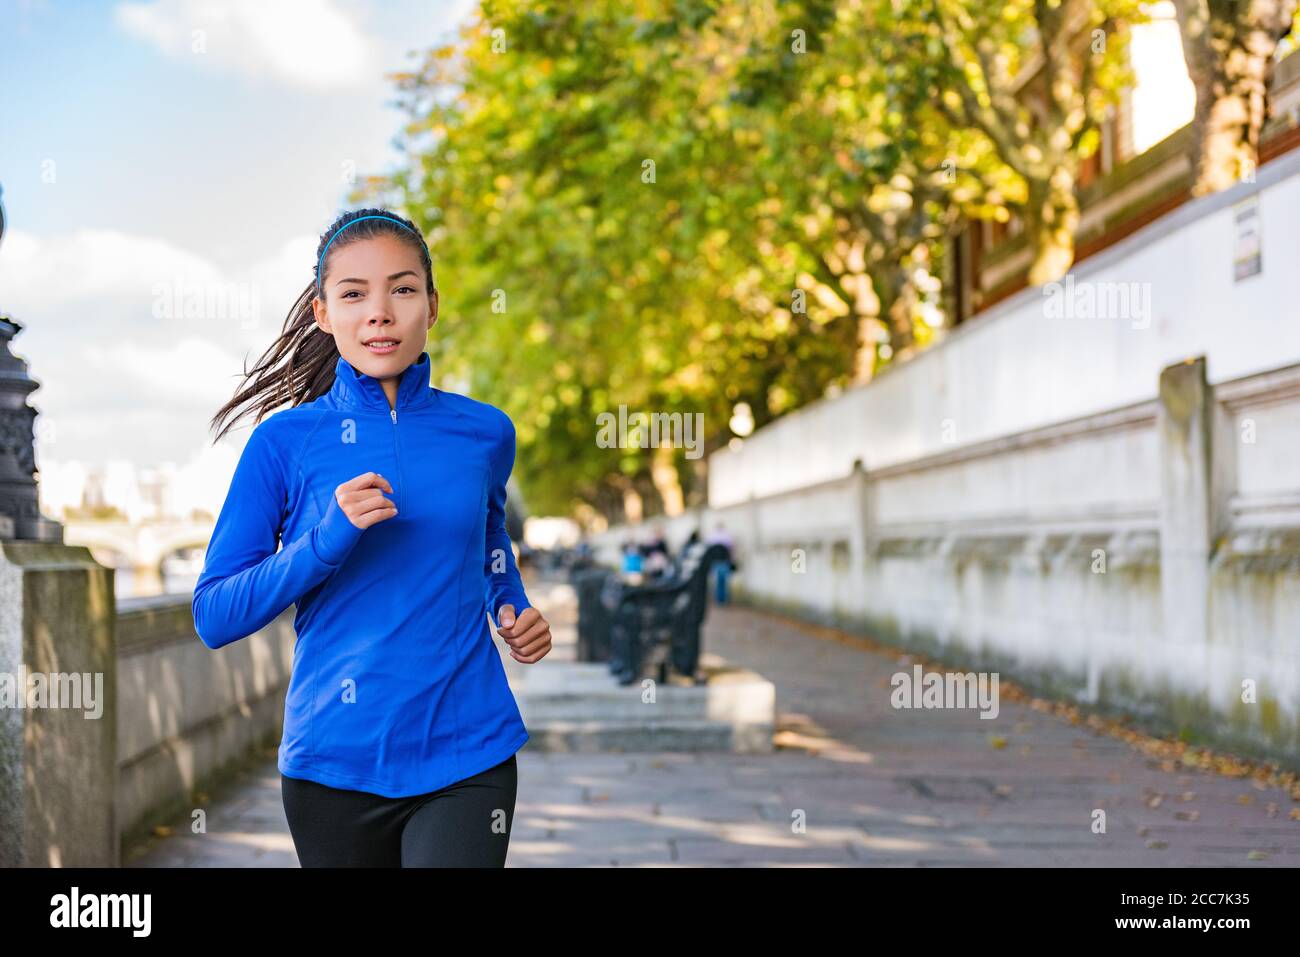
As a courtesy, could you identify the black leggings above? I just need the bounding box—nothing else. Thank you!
[280,754,518,867]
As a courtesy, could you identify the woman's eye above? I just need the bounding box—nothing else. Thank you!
[340,287,413,298]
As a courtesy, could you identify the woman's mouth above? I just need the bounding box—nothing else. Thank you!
[363,338,400,355]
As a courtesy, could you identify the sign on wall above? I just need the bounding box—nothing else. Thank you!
[1233,194,1262,281]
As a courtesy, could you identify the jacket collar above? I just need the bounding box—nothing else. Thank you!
[329,351,438,412]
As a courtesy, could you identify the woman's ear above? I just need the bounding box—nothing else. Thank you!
[427,288,439,331]
[312,294,331,334]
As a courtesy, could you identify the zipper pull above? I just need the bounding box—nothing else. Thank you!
[391,408,397,424]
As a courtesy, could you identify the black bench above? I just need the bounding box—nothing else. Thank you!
[571,564,616,662]
[592,541,733,685]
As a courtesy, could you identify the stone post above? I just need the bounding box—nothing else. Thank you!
[1157,356,1215,671]
[0,543,118,866]
[847,458,874,620]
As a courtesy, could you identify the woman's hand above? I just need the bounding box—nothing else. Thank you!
[335,472,397,528]
[495,605,551,663]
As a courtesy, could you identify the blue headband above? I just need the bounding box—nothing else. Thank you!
[316,215,425,294]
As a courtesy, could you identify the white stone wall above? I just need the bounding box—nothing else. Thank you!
[593,362,1300,758]
[589,155,1300,761]
[707,148,1300,507]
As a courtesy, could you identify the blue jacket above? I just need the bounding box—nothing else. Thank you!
[192,351,531,797]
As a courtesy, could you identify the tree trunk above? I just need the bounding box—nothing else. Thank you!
[883,271,914,360]
[1173,0,1298,197]
[650,443,685,517]
[684,451,708,509]
[1024,167,1079,286]
[619,479,643,525]
[852,310,881,383]
[854,273,900,378]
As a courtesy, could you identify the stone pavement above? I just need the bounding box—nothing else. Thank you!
[127,577,1300,867]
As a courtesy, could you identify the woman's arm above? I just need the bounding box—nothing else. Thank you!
[484,410,532,628]
[192,423,364,649]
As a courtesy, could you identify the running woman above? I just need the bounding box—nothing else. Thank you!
[192,208,552,867]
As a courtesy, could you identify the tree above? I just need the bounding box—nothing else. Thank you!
[1171,0,1300,195]
[354,0,1139,522]
[735,0,1015,372]
[363,0,864,522]
[918,0,1141,285]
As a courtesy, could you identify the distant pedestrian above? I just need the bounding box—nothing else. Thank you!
[705,522,735,604]
[621,538,644,582]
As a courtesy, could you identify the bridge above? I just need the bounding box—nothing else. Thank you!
[62,519,214,595]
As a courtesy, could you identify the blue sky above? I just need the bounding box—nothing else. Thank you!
[0,0,479,515]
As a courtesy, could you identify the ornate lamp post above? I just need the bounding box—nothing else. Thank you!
[0,182,64,542]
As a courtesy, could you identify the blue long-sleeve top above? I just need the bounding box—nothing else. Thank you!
[192,351,532,797]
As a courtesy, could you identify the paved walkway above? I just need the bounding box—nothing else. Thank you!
[127,577,1299,867]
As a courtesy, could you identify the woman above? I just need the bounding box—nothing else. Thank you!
[192,208,552,867]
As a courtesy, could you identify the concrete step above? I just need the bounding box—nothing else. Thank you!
[520,719,773,753]
[511,655,775,753]
[519,692,760,721]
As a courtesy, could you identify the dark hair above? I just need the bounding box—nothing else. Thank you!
[207,207,436,444]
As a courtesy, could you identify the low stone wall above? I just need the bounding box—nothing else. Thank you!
[115,593,293,853]
[588,358,1300,769]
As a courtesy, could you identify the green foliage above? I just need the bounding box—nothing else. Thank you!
[356,0,1145,520]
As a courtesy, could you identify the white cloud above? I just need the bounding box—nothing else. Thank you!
[80,336,246,407]
[0,225,328,486]
[0,227,223,308]
[243,232,323,308]
[114,0,378,90]
[0,226,321,324]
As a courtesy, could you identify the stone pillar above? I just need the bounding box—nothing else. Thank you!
[1157,356,1215,667]
[742,490,760,594]
[847,458,874,619]
[0,542,117,866]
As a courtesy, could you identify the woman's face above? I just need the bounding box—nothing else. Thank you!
[312,233,437,378]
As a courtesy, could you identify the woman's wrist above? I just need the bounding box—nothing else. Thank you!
[312,494,365,566]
